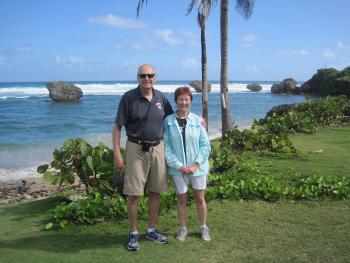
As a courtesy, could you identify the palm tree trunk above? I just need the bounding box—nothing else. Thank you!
[201,18,209,133]
[220,0,233,138]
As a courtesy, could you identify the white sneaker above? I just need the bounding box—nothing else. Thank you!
[200,225,211,241]
[176,226,188,241]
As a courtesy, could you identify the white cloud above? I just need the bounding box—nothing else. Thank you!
[114,38,155,51]
[337,41,350,49]
[155,29,184,45]
[3,46,32,55]
[242,34,256,42]
[181,57,197,70]
[128,42,155,51]
[323,49,335,60]
[245,64,259,73]
[280,49,308,56]
[183,31,199,47]
[88,14,148,29]
[15,46,32,53]
[122,61,138,67]
[54,55,86,65]
[241,43,253,48]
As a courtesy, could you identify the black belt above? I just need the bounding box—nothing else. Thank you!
[128,138,161,147]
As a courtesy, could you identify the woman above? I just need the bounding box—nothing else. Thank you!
[164,86,211,241]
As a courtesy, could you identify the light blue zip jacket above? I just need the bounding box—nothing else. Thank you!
[164,112,211,177]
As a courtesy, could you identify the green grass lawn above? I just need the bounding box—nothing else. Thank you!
[243,126,350,180]
[1,126,350,263]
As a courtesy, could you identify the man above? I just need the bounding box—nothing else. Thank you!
[112,64,173,251]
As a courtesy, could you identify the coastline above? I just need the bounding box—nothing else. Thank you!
[0,128,228,183]
[0,176,58,205]
[0,131,225,205]
[1,82,307,183]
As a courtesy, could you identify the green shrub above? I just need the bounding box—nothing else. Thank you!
[45,192,128,229]
[37,138,123,195]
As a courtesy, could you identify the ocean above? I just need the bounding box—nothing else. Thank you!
[0,80,306,181]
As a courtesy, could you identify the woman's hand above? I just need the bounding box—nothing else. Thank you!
[188,162,199,174]
[179,166,190,174]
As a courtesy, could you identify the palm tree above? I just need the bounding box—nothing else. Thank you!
[220,0,254,137]
[187,0,217,133]
[136,0,255,138]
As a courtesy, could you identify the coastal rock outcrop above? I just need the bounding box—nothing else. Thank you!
[301,67,350,97]
[46,81,83,102]
[246,83,262,92]
[188,80,211,92]
[266,103,303,117]
[271,78,301,94]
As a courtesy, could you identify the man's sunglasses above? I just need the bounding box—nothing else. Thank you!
[138,73,155,79]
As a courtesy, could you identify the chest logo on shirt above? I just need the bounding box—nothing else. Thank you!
[156,102,162,110]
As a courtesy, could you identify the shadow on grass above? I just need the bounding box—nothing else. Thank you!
[0,196,68,221]
[0,232,130,252]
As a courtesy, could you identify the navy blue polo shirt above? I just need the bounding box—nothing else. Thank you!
[115,86,173,141]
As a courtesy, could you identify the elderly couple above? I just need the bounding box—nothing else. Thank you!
[112,64,211,251]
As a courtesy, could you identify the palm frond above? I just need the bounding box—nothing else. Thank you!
[187,0,217,26]
[186,0,199,15]
[136,0,149,18]
[187,0,217,17]
[235,0,255,20]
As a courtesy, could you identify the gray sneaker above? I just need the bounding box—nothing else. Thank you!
[200,225,211,241]
[176,226,188,241]
[127,232,140,251]
[146,229,168,244]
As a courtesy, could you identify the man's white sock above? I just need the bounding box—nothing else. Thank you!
[147,227,155,233]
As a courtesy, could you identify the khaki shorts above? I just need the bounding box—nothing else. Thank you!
[123,140,168,196]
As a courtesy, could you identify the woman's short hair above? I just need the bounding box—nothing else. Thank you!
[174,86,193,102]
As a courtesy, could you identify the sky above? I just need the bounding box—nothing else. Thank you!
[0,0,349,82]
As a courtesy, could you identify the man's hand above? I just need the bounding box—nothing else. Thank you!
[201,117,206,129]
[114,154,124,169]
[112,123,124,169]
[179,166,190,174]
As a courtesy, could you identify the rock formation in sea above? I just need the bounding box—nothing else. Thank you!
[46,81,83,102]
[188,80,212,93]
[271,78,301,94]
[246,83,262,92]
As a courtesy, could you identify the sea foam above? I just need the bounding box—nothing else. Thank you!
[0,82,272,99]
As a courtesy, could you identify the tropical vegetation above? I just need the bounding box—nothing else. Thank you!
[301,66,350,97]
[36,96,350,229]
